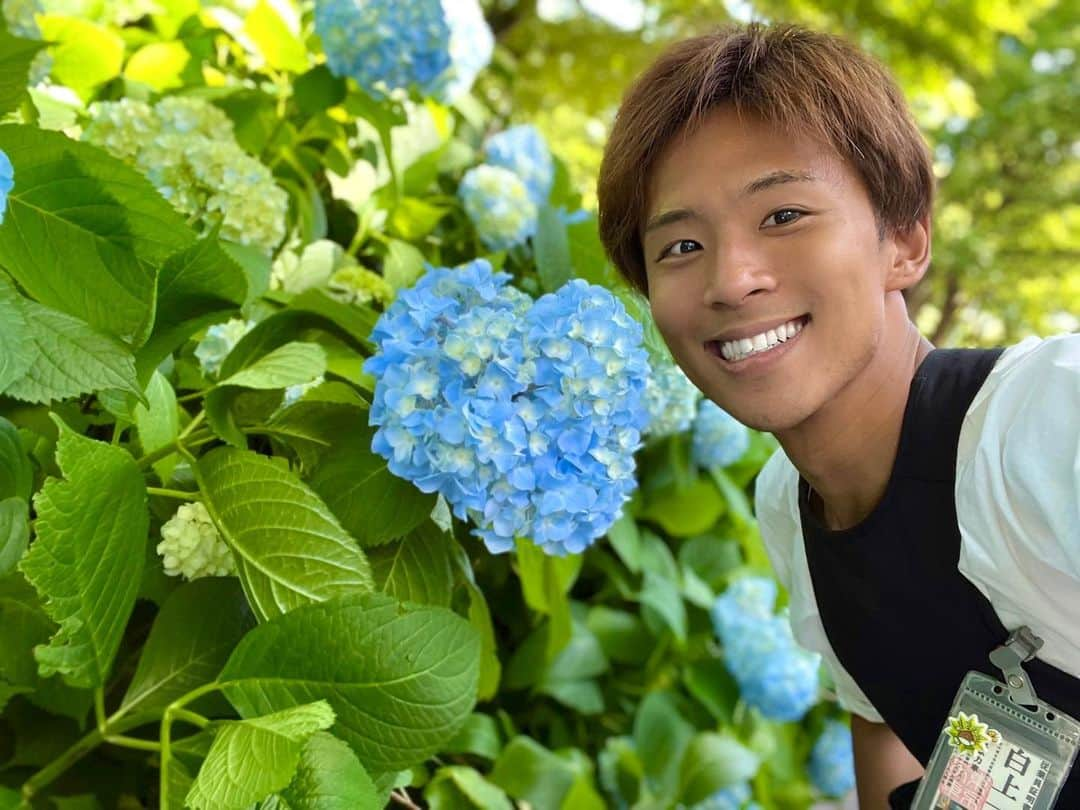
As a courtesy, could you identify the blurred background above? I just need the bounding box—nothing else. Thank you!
[477,0,1078,346]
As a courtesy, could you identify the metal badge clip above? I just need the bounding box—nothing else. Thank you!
[989,625,1044,708]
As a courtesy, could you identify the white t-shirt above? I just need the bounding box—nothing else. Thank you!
[754,333,1080,723]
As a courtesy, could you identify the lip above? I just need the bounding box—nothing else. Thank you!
[707,314,810,344]
[705,316,809,373]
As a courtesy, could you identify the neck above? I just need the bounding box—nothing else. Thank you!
[775,294,933,530]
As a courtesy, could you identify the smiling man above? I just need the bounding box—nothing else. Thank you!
[597,22,1080,809]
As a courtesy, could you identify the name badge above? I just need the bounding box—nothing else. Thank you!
[911,629,1080,809]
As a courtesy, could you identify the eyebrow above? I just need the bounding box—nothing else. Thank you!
[642,169,819,236]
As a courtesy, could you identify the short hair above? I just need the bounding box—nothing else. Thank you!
[596,22,935,296]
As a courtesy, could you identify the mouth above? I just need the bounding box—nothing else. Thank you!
[705,314,810,365]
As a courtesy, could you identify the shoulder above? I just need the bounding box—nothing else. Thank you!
[956,334,1080,675]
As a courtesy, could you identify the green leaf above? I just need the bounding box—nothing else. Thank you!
[260,397,368,471]
[380,239,425,291]
[0,416,33,501]
[309,426,435,547]
[585,606,651,665]
[196,446,374,621]
[677,733,760,805]
[683,659,739,725]
[489,737,602,810]
[442,713,502,761]
[0,575,53,709]
[0,786,20,809]
[280,731,380,810]
[0,23,45,117]
[219,592,480,772]
[121,578,254,715]
[639,477,724,537]
[368,521,455,607]
[18,418,148,687]
[186,701,335,810]
[0,277,143,404]
[134,371,180,483]
[124,41,190,91]
[426,766,514,810]
[534,206,574,293]
[388,197,449,241]
[243,0,308,73]
[289,289,377,350]
[515,539,581,659]
[36,15,124,99]
[0,124,195,345]
[138,230,248,378]
[218,342,326,390]
[639,570,687,643]
[292,66,346,118]
[605,512,642,573]
[0,271,31,392]
[0,497,30,578]
[633,691,695,797]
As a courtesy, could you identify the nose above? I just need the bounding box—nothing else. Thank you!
[701,237,775,308]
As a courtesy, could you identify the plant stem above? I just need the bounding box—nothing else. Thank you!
[160,682,222,808]
[177,388,210,404]
[21,711,158,801]
[390,788,422,809]
[94,687,106,732]
[171,708,209,729]
[134,430,214,470]
[145,487,201,502]
[104,735,161,753]
[178,410,206,441]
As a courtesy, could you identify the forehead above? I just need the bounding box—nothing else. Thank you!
[645,105,848,217]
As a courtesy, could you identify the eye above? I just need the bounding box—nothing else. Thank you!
[762,208,804,227]
[658,239,702,260]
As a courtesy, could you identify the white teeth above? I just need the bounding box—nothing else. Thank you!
[716,317,806,362]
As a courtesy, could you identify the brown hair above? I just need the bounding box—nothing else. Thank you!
[596,22,935,296]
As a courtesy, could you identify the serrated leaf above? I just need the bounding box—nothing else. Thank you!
[0,294,143,405]
[18,418,148,687]
[137,230,248,378]
[0,497,29,577]
[218,342,326,390]
[0,124,195,345]
[219,592,480,772]
[37,15,123,97]
[186,701,335,810]
[243,0,308,73]
[368,521,455,607]
[309,426,435,547]
[280,731,380,810]
[261,399,368,471]
[0,273,31,391]
[134,371,180,483]
[196,447,374,621]
[0,416,32,501]
[0,576,53,710]
[0,23,45,117]
[121,578,254,715]
[124,41,189,92]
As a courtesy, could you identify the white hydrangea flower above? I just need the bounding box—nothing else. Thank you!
[157,502,235,580]
[82,97,288,254]
[643,357,701,439]
[327,264,395,306]
[282,374,324,407]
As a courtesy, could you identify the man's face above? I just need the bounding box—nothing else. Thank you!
[643,105,906,433]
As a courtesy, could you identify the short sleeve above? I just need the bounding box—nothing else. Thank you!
[956,334,1080,677]
[755,448,885,723]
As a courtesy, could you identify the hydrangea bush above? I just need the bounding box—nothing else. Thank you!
[0,4,847,809]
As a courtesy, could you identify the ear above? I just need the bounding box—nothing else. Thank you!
[885,213,931,292]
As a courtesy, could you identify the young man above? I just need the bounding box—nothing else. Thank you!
[596,22,1079,809]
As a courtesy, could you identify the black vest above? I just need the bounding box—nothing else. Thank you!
[799,348,1080,808]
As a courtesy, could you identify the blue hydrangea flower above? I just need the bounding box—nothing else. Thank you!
[194,318,255,377]
[0,149,12,225]
[315,0,452,98]
[484,125,554,207]
[692,400,750,468]
[809,720,856,797]
[458,165,538,251]
[712,578,822,722]
[643,355,701,439]
[443,0,494,101]
[364,261,649,556]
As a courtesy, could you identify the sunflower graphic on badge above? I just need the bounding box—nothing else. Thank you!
[945,712,1000,756]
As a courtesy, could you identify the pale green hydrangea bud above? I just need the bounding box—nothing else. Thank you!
[643,357,701,439]
[272,239,346,295]
[157,502,235,580]
[83,97,288,254]
[194,317,254,377]
[327,264,395,306]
